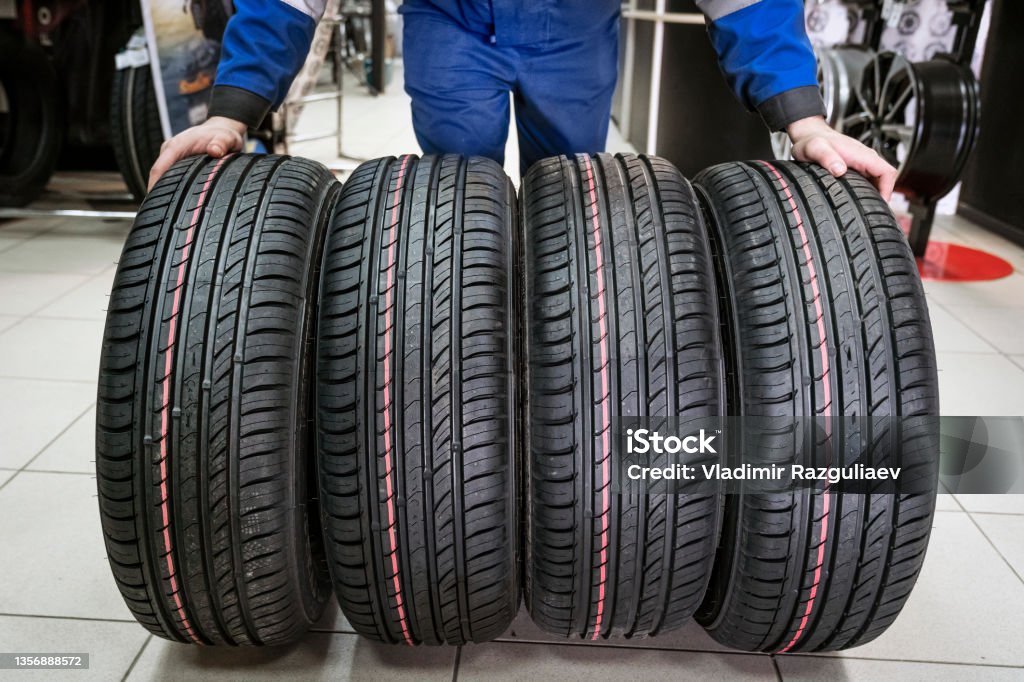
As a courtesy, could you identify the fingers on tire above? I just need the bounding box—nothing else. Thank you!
[693,161,940,652]
[316,154,520,645]
[96,154,335,645]
[522,153,726,639]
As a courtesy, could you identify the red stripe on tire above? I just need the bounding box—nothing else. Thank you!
[158,156,228,644]
[382,156,414,646]
[582,155,612,640]
[758,162,833,654]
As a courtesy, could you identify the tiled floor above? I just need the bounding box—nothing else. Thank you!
[1,66,1023,680]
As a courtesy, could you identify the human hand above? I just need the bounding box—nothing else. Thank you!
[787,115,898,201]
[147,116,248,191]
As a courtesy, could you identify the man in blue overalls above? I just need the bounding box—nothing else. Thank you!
[149,0,897,199]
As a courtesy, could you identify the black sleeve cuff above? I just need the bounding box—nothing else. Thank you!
[207,85,272,129]
[756,85,827,132]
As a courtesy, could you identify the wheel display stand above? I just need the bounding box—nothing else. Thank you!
[907,0,986,256]
[274,10,365,175]
[844,50,980,256]
[811,1,987,258]
[845,0,986,257]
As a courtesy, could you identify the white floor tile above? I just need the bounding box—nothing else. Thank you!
[927,303,999,353]
[0,378,95,469]
[934,493,962,512]
[944,218,1024,270]
[45,218,133,239]
[0,271,89,316]
[942,305,1024,355]
[955,495,1024,515]
[458,641,773,681]
[605,123,639,155]
[778,656,1024,681]
[127,632,455,681]
[0,472,132,620]
[928,218,975,247]
[923,273,1024,309]
[0,234,29,254]
[0,469,15,487]
[0,616,149,681]
[936,353,1024,416]
[0,234,123,275]
[0,315,21,334]
[1012,356,1024,372]
[0,317,105,381]
[826,513,1024,666]
[34,268,116,321]
[29,406,96,474]
[0,217,62,238]
[972,513,1024,581]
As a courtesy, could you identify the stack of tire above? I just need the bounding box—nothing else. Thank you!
[520,155,939,650]
[96,150,938,652]
[0,34,62,207]
[110,56,163,202]
[96,152,519,646]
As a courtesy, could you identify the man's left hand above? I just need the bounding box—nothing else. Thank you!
[787,116,898,201]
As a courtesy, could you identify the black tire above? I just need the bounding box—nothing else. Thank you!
[96,154,336,645]
[693,161,940,652]
[0,34,62,207]
[522,153,725,639]
[316,154,520,645]
[111,64,164,202]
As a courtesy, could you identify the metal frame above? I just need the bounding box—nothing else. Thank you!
[620,8,705,25]
[276,15,364,173]
[946,0,988,66]
[618,5,705,156]
[0,174,138,222]
[370,0,387,94]
[0,207,137,219]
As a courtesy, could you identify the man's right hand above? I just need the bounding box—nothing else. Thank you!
[147,116,248,191]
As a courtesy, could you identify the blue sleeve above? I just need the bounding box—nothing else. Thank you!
[698,0,825,130]
[208,0,325,127]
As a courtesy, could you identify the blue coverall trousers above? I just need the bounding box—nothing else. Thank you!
[401,9,620,174]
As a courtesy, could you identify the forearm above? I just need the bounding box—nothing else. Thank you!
[207,0,327,127]
[697,0,825,130]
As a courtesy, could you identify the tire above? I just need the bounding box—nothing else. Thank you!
[111,64,164,202]
[693,161,940,652]
[96,154,337,645]
[522,153,725,639]
[0,34,62,207]
[316,154,520,645]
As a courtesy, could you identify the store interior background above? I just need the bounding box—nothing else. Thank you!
[1,0,1023,679]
